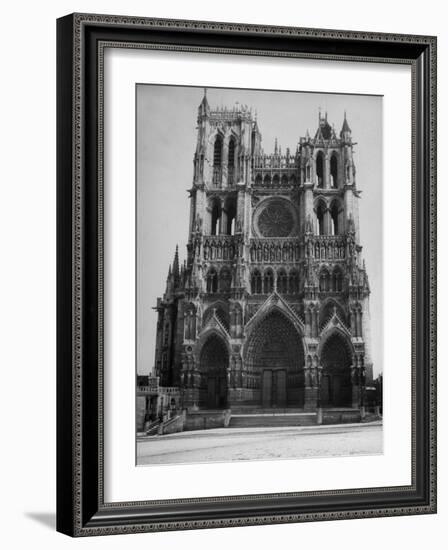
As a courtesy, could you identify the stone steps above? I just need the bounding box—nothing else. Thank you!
[229,412,317,428]
[230,407,307,415]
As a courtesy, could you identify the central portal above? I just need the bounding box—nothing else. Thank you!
[262,369,287,407]
[245,310,305,408]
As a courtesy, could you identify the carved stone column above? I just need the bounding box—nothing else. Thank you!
[227,352,243,407]
[304,307,311,337]
[304,355,318,411]
[181,354,200,410]
[351,356,362,408]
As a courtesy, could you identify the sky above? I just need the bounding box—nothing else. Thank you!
[136,85,383,377]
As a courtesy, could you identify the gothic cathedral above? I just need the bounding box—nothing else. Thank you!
[153,90,373,414]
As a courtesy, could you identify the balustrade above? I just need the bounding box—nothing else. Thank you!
[249,239,300,263]
[253,154,298,170]
[313,236,346,260]
[203,235,236,261]
[253,170,298,188]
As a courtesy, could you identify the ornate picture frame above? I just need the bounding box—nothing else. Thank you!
[56,13,436,536]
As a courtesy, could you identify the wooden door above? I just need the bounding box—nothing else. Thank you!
[275,370,287,407]
[333,375,342,406]
[321,375,330,406]
[218,376,227,408]
[262,370,272,407]
[207,377,216,408]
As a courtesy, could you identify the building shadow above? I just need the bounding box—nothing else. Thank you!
[25,512,56,530]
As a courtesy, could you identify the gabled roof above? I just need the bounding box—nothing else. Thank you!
[245,291,305,334]
[199,309,230,339]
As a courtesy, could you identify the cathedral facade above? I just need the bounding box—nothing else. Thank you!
[153,91,373,414]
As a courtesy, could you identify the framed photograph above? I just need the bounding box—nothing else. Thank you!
[57,13,437,536]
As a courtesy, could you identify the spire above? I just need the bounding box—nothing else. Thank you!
[165,264,173,295]
[318,107,328,124]
[315,108,332,140]
[172,245,180,285]
[198,88,210,118]
[341,110,352,137]
[274,137,278,155]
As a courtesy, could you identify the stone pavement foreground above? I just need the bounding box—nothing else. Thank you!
[137,422,382,465]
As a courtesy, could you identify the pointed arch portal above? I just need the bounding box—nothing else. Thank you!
[245,310,304,407]
[199,334,228,409]
[320,333,352,407]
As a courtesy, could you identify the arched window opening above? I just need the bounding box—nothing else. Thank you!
[213,136,223,185]
[263,270,274,294]
[330,202,340,235]
[330,154,338,188]
[255,174,262,186]
[263,174,271,186]
[316,202,326,235]
[316,152,324,187]
[219,268,232,293]
[289,270,299,294]
[277,270,288,294]
[225,200,236,235]
[210,201,221,235]
[206,268,218,293]
[290,174,297,186]
[272,174,280,186]
[251,270,262,294]
[305,162,311,181]
[319,269,330,292]
[228,139,235,185]
[332,268,343,292]
[281,174,288,186]
[213,136,222,165]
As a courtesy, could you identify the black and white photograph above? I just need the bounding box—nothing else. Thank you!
[0,0,441,545]
[136,85,384,466]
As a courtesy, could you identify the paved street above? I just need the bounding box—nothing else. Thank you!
[137,422,382,465]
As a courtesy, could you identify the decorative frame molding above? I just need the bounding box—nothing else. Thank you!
[57,13,437,536]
